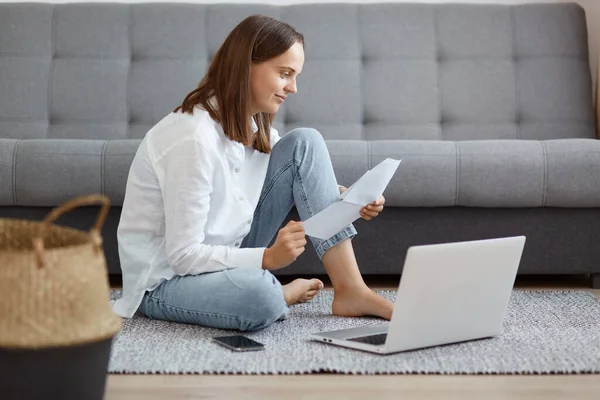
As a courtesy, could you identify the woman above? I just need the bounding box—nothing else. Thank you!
[112,15,393,331]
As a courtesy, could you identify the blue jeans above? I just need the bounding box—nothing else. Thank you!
[138,128,357,331]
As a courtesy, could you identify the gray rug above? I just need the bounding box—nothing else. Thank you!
[108,290,600,375]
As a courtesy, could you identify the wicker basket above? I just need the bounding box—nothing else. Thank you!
[0,194,122,400]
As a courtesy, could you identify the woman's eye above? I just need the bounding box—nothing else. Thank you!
[281,72,290,78]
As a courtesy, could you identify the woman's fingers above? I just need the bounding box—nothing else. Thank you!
[360,209,378,220]
[284,220,305,233]
[360,197,385,220]
[294,238,307,249]
[371,197,385,210]
[361,205,382,214]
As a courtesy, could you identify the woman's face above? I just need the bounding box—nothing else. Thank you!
[250,41,304,115]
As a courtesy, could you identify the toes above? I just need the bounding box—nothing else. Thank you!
[299,289,320,302]
[293,279,323,303]
[310,279,324,290]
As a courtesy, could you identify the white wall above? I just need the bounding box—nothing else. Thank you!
[5,0,599,97]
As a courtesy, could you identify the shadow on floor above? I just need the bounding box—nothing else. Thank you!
[109,273,594,290]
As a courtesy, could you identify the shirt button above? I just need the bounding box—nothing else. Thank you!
[235,168,240,173]
[247,220,252,224]
[234,242,240,247]
[238,196,244,201]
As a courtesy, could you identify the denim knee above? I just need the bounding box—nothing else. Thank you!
[229,268,288,331]
[284,127,323,145]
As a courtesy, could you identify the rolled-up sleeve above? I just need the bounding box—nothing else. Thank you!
[156,138,265,276]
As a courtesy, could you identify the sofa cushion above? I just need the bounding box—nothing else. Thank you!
[0,139,135,207]
[2,138,599,208]
[0,2,595,142]
[0,139,17,205]
[331,139,600,208]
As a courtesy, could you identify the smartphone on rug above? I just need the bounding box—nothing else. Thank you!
[213,335,265,352]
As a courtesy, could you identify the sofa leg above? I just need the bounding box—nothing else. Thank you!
[592,274,600,289]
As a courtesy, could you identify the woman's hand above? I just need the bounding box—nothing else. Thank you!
[338,185,385,221]
[262,221,306,270]
[359,196,385,221]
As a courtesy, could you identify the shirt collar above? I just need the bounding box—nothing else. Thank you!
[250,117,258,134]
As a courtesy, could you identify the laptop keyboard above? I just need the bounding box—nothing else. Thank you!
[347,333,388,346]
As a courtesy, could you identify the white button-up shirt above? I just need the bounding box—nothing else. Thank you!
[112,106,280,318]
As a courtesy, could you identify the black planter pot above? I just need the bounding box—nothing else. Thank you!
[0,337,114,400]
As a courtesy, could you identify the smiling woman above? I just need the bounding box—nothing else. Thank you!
[174,15,304,154]
[112,14,392,332]
[249,43,303,114]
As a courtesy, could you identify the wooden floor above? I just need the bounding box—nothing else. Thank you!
[106,274,600,400]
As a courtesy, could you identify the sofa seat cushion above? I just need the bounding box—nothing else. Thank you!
[328,138,600,208]
[2,138,599,208]
[0,139,139,206]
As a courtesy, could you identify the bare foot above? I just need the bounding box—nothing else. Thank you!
[282,278,324,306]
[332,286,394,320]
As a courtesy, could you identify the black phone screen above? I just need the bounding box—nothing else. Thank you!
[213,335,264,351]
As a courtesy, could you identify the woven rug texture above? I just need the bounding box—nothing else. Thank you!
[108,290,600,375]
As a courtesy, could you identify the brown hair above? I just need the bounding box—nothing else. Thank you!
[174,15,304,154]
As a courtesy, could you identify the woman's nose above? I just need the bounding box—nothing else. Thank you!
[285,80,297,94]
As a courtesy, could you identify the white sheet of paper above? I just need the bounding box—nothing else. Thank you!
[303,158,401,240]
[301,201,362,241]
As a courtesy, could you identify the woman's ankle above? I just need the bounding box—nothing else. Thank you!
[332,282,371,295]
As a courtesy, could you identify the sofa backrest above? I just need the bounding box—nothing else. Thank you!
[0,2,595,142]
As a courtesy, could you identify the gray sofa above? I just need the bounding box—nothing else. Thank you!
[1,2,599,288]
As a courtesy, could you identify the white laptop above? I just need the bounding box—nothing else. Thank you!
[311,236,526,354]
